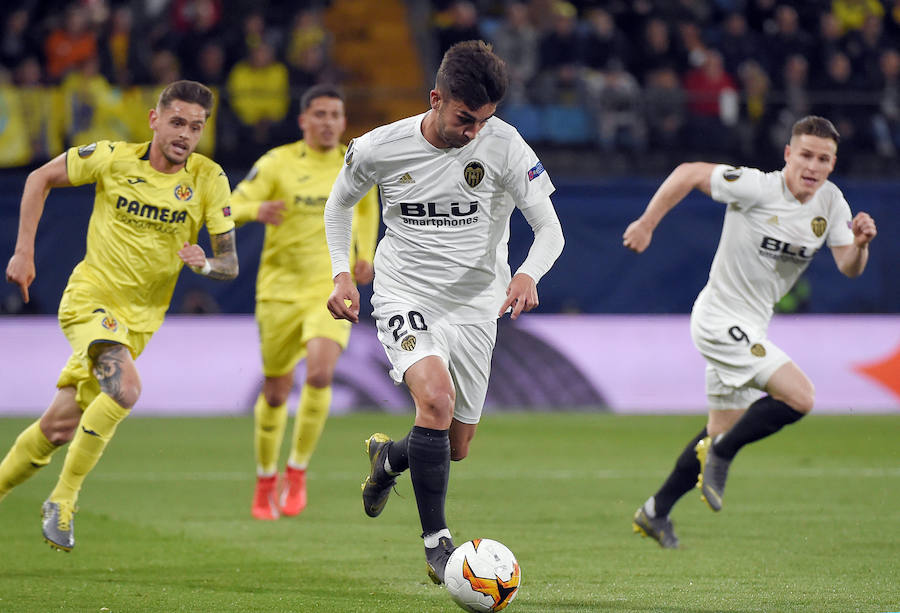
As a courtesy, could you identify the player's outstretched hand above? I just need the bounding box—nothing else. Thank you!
[354,259,374,285]
[623,219,653,253]
[5,252,34,303]
[178,242,209,271]
[499,273,538,320]
[257,200,286,226]
[327,272,360,323]
[851,212,877,247]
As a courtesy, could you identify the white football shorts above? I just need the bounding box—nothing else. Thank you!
[373,302,496,425]
[689,310,791,410]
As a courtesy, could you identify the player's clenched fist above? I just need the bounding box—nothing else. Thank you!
[327,271,359,323]
[851,212,877,246]
[623,219,653,253]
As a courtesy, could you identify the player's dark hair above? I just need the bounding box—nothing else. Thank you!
[435,40,509,109]
[300,84,344,112]
[158,80,214,119]
[791,115,840,145]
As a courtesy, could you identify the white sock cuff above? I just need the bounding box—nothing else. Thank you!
[383,455,401,476]
[643,496,657,518]
[423,528,452,548]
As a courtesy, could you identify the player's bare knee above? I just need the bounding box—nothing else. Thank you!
[304,368,334,389]
[774,382,815,414]
[450,446,469,461]
[419,390,454,417]
[263,375,293,406]
[263,389,289,407]
[39,414,80,445]
[109,377,141,409]
[415,392,454,430]
[790,388,815,414]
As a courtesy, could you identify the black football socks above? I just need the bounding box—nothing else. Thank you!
[386,432,410,475]
[653,427,708,517]
[408,426,450,535]
[713,396,804,461]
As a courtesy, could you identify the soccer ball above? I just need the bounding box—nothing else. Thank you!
[444,538,521,612]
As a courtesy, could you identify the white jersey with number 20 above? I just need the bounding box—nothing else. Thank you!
[328,112,555,324]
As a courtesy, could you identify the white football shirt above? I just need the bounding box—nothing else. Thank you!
[328,112,555,323]
[695,164,855,328]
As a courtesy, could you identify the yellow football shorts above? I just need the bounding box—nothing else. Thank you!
[256,295,351,378]
[56,286,152,410]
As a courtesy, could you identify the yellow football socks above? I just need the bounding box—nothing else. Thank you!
[288,384,331,468]
[0,420,58,502]
[49,392,130,504]
[254,394,287,475]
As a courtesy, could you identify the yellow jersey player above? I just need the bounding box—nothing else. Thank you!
[230,84,379,520]
[1,80,238,551]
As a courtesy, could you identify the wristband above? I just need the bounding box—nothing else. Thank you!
[199,260,212,276]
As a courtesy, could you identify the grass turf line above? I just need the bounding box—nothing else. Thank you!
[0,413,897,612]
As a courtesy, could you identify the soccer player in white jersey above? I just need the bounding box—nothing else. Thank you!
[623,116,877,548]
[324,40,564,582]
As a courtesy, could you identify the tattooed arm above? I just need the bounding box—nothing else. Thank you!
[177,229,239,280]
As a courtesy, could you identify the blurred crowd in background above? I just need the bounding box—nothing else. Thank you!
[2,0,900,174]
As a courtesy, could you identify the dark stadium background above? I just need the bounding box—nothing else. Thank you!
[1,0,897,317]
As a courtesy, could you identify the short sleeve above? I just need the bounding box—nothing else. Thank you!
[825,190,855,248]
[709,165,765,208]
[204,168,236,235]
[501,133,555,209]
[66,140,116,186]
[229,152,278,224]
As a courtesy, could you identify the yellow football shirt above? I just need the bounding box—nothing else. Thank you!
[230,140,379,302]
[65,140,234,331]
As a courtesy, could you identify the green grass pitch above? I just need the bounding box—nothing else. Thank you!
[0,413,897,612]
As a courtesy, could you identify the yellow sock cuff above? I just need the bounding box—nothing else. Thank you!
[301,384,331,407]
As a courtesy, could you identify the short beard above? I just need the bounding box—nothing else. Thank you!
[162,145,188,166]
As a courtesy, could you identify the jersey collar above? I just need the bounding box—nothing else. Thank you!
[779,172,803,205]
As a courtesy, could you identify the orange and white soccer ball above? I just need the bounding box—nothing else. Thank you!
[444,538,521,612]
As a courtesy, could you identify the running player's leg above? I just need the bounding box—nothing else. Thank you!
[633,424,708,549]
[697,362,810,512]
[712,361,812,460]
[449,419,477,461]
[282,337,342,516]
[0,388,81,503]
[50,343,139,504]
[252,372,291,520]
[417,320,492,581]
[252,300,303,520]
[404,356,455,583]
[44,342,139,550]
